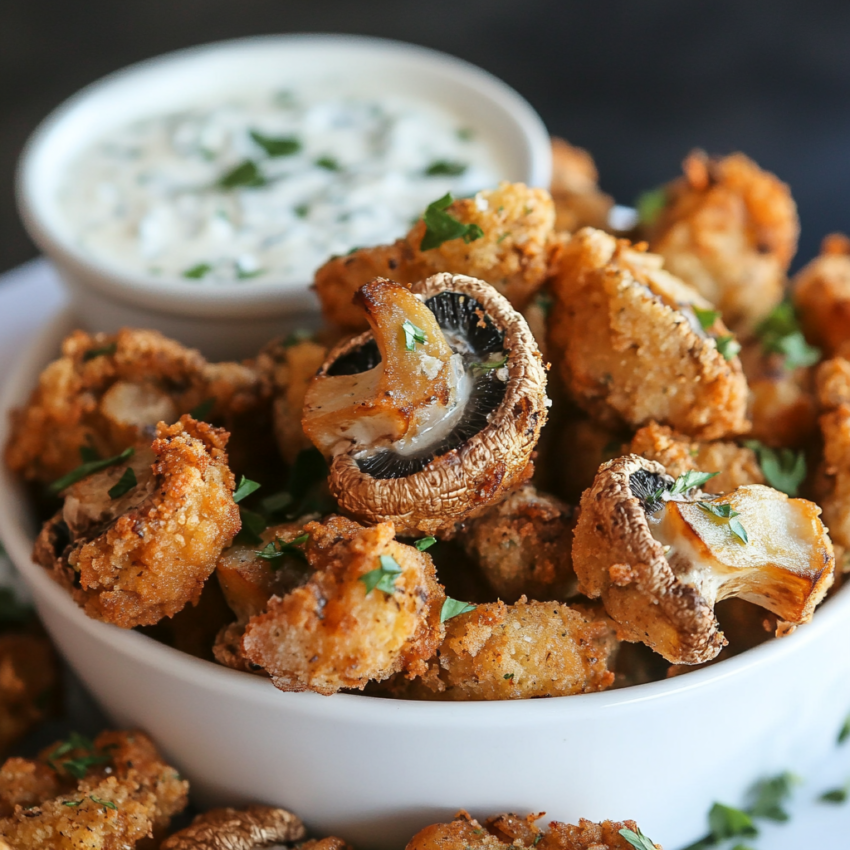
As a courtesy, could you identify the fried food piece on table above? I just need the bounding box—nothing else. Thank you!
[0,729,188,849]
[643,150,798,333]
[33,417,240,628]
[450,485,578,602]
[549,137,614,233]
[161,805,308,850]
[314,182,558,330]
[4,327,266,484]
[406,810,660,850]
[410,598,616,700]
[628,421,764,494]
[548,227,749,440]
[242,516,445,694]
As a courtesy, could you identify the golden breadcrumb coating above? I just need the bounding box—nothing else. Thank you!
[645,150,798,333]
[794,233,850,356]
[257,338,329,464]
[4,328,266,484]
[817,355,850,409]
[242,516,445,694]
[549,227,749,439]
[549,137,614,233]
[160,805,306,850]
[0,730,188,849]
[453,485,577,602]
[415,598,616,700]
[33,417,240,628]
[628,421,764,494]
[314,182,558,330]
[406,811,659,850]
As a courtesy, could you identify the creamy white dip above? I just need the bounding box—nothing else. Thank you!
[58,91,503,283]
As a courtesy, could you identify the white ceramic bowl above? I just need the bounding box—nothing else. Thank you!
[3,311,850,849]
[16,35,552,361]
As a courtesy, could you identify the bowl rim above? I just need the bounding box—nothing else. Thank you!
[16,33,552,319]
[2,307,849,723]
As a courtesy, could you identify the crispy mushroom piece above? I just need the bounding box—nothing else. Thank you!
[161,805,306,850]
[548,227,749,440]
[303,273,548,536]
[549,137,614,233]
[573,455,834,664]
[33,417,240,628]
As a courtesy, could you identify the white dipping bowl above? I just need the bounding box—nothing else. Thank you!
[16,35,551,361]
[3,311,850,849]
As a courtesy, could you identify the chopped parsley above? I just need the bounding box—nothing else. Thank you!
[189,398,215,421]
[183,263,213,279]
[756,301,820,369]
[47,732,111,779]
[82,342,117,362]
[62,800,81,807]
[233,476,262,504]
[414,536,437,551]
[425,160,467,177]
[282,328,315,348]
[420,192,484,251]
[707,803,758,842]
[108,467,137,500]
[716,334,741,361]
[839,713,850,744]
[49,447,135,495]
[693,306,721,331]
[79,445,100,463]
[697,501,748,544]
[360,554,402,595]
[218,159,266,189]
[402,320,427,351]
[440,597,476,622]
[315,156,340,171]
[457,128,474,141]
[236,267,265,280]
[249,130,301,157]
[748,771,799,821]
[743,440,806,497]
[89,795,117,810]
[819,785,849,804]
[618,827,657,850]
[650,469,719,502]
[503,673,514,680]
[237,508,267,545]
[471,354,508,373]
[294,204,309,219]
[635,187,667,227]
[256,533,310,568]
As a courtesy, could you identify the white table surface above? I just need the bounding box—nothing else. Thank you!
[1,258,849,849]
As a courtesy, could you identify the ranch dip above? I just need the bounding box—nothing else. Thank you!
[58,91,503,283]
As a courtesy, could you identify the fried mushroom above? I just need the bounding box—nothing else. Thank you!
[573,455,834,663]
[33,417,240,628]
[644,150,798,333]
[549,137,614,233]
[161,805,306,850]
[303,274,548,536]
[548,227,749,440]
[242,516,445,694]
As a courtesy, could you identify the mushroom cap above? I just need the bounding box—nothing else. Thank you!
[160,805,305,850]
[315,273,549,536]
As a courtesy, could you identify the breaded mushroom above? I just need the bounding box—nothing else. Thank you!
[4,327,266,484]
[33,417,240,628]
[0,730,188,849]
[413,598,616,700]
[161,805,307,850]
[242,516,445,694]
[548,227,749,439]
[628,421,764,494]
[644,150,798,333]
[314,182,558,330]
[549,137,614,233]
[451,485,578,602]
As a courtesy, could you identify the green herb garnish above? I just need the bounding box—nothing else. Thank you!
[707,803,758,842]
[840,714,850,744]
[820,785,849,804]
[233,476,261,504]
[716,335,741,361]
[218,160,266,189]
[402,320,427,351]
[249,130,301,157]
[47,732,111,779]
[471,354,508,373]
[82,342,117,362]
[618,827,657,850]
[425,160,467,177]
[503,673,514,680]
[49,447,135,495]
[79,445,100,463]
[183,263,212,279]
[89,795,117,810]
[238,508,267,544]
[651,469,719,503]
[698,501,748,544]
[635,187,667,227]
[748,772,799,821]
[108,467,137,500]
[294,204,309,219]
[256,533,310,568]
[440,597,476,622]
[62,800,81,807]
[457,128,474,141]
[315,156,340,171]
[236,267,265,280]
[420,193,484,251]
[360,555,402,595]
[756,301,820,369]
[743,440,806,497]
[189,398,215,421]
[414,536,436,552]
[693,306,721,331]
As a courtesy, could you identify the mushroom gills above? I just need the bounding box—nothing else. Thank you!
[647,484,833,622]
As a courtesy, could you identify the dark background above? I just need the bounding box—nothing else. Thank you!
[2,0,849,275]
